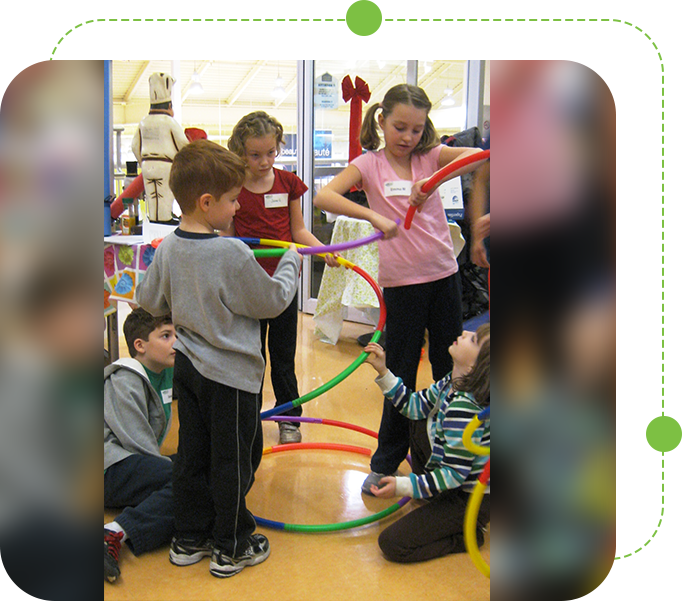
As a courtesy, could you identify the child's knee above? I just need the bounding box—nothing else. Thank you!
[377,528,411,563]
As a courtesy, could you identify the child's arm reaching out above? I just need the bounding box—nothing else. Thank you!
[314,165,399,239]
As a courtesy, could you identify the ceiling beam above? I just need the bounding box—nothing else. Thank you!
[123,61,150,103]
[227,60,266,105]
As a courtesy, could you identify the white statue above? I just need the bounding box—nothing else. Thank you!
[131,72,189,223]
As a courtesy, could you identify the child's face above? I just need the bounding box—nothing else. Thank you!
[244,135,278,177]
[379,103,428,159]
[136,323,177,373]
[449,330,487,374]
[206,186,241,231]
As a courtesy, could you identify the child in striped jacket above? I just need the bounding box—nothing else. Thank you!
[363,323,490,563]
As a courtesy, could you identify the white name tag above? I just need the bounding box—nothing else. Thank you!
[384,180,412,197]
[264,193,289,208]
[161,388,173,405]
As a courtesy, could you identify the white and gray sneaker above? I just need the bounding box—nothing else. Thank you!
[209,534,271,578]
[361,471,396,496]
[169,536,214,566]
[278,422,302,444]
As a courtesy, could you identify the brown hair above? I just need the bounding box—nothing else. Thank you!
[169,139,245,214]
[228,111,284,157]
[360,84,440,154]
[123,307,173,358]
[452,323,490,406]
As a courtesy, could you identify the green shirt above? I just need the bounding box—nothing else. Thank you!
[143,366,174,445]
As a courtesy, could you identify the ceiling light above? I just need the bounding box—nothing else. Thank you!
[441,97,456,107]
[188,70,204,96]
[272,76,285,98]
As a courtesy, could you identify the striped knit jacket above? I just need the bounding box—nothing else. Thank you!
[375,370,490,499]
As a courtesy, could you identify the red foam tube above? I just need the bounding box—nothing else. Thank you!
[404,149,490,230]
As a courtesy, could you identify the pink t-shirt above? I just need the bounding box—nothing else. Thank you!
[352,146,458,288]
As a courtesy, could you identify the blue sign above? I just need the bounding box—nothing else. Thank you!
[281,131,332,159]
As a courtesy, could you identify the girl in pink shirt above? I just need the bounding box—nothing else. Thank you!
[314,84,482,494]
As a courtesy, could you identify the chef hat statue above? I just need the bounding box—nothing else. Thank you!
[131,72,189,223]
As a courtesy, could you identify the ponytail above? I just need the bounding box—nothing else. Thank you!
[360,103,383,151]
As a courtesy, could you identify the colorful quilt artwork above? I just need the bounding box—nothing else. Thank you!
[104,242,156,310]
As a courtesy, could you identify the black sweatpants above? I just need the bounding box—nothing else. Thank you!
[370,273,463,475]
[378,488,490,563]
[260,292,302,424]
[172,351,263,556]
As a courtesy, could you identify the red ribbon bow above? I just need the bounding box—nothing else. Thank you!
[342,75,371,104]
[342,75,371,163]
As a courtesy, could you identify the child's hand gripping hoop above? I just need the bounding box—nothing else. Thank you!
[404,149,491,230]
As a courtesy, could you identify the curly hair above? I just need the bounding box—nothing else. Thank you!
[228,111,285,157]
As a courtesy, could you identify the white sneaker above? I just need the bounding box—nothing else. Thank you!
[209,534,270,578]
[278,422,302,444]
[361,471,394,496]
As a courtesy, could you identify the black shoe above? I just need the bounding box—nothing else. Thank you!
[169,536,214,566]
[104,528,124,583]
[209,534,271,578]
[357,331,386,349]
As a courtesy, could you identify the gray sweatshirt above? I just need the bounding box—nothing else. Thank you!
[104,358,170,471]
[135,230,301,393]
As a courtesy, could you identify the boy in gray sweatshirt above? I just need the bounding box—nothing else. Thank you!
[136,140,301,578]
[104,308,177,583]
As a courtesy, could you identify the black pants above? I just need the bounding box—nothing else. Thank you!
[260,292,302,424]
[370,273,463,475]
[172,351,263,556]
[104,454,174,556]
[379,488,490,563]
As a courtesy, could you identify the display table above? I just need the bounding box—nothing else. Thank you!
[313,216,380,345]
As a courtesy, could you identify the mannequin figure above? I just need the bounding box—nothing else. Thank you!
[132,73,189,223]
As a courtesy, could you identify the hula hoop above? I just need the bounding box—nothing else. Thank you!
[460,407,490,577]
[404,149,491,230]
[247,244,386,420]
[237,224,389,256]
[464,460,490,578]
[255,419,411,532]
[462,406,491,456]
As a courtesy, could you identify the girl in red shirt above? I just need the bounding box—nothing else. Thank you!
[226,111,338,444]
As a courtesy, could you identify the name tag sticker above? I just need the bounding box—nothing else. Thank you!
[162,388,173,405]
[264,193,289,209]
[384,181,412,197]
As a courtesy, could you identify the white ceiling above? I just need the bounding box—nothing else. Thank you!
[112,60,487,164]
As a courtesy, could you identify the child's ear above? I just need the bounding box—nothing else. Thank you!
[133,338,146,357]
[198,193,214,212]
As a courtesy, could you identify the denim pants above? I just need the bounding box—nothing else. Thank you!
[104,453,174,556]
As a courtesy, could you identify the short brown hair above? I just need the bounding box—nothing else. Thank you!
[123,307,172,358]
[169,139,245,214]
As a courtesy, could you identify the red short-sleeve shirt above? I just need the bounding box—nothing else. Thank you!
[232,168,308,275]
